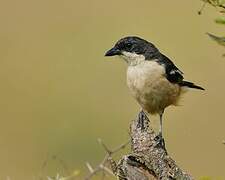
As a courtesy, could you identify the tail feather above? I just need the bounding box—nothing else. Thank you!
[179,81,205,90]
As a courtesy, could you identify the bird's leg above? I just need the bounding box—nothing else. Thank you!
[154,110,167,152]
[137,110,148,130]
[159,111,163,137]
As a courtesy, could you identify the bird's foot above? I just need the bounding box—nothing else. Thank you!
[154,133,167,154]
[137,110,148,130]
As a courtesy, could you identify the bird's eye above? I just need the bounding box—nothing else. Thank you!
[126,43,132,48]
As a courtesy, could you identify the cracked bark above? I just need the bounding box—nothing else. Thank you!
[110,111,193,180]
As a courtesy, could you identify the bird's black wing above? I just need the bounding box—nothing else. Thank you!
[157,54,204,90]
[157,54,184,84]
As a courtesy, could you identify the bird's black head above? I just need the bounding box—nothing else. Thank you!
[105,36,160,62]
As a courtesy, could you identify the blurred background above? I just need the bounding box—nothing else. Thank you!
[0,0,224,179]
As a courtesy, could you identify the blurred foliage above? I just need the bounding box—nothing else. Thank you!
[215,16,225,24]
[199,0,225,55]
[201,0,225,8]
[206,33,225,46]
[199,0,225,14]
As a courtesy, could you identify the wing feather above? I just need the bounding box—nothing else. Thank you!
[157,54,184,84]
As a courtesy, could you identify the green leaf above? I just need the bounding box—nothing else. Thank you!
[215,17,225,24]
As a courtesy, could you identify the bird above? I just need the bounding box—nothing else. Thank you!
[105,36,204,141]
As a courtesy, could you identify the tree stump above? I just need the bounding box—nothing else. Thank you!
[111,111,193,180]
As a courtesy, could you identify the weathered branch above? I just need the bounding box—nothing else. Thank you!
[111,111,193,180]
[85,111,194,179]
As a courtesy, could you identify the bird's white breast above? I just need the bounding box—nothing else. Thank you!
[127,61,181,114]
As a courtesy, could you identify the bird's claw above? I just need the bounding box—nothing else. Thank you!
[154,133,167,153]
[137,110,147,130]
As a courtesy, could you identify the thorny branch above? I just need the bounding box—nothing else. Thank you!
[84,139,129,180]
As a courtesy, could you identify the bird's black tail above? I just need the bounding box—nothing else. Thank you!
[179,81,205,90]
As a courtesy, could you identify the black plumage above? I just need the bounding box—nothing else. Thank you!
[156,54,204,90]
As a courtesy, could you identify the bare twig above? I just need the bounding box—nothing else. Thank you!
[38,154,70,180]
[84,139,129,180]
[98,138,112,155]
[198,1,207,15]
[86,162,94,173]
[100,165,114,176]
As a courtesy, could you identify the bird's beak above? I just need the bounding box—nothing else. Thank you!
[105,47,121,56]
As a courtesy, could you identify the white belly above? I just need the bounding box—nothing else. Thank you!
[127,61,181,114]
